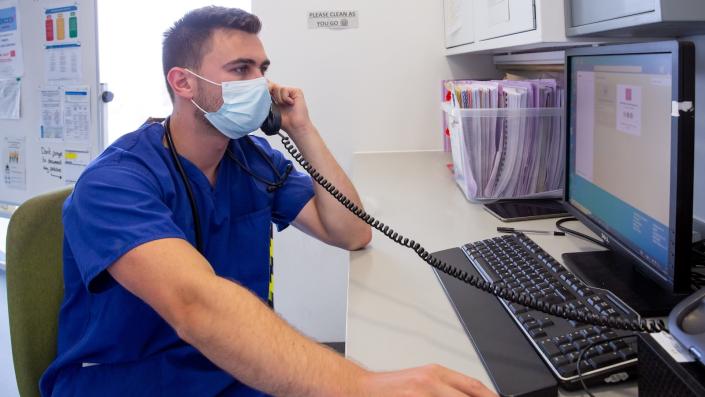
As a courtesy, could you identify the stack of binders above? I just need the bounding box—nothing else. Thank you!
[442,79,565,201]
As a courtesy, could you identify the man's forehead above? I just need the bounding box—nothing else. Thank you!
[205,28,267,64]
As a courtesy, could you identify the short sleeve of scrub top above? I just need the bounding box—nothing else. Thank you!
[63,164,187,291]
[247,136,315,231]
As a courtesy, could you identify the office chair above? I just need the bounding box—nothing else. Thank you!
[7,188,72,397]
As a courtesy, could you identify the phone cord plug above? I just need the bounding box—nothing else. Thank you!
[278,132,666,334]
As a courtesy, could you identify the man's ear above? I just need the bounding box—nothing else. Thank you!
[167,67,195,100]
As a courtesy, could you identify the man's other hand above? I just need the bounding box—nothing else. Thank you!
[358,364,498,397]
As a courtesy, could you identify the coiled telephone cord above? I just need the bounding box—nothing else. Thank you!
[278,132,666,334]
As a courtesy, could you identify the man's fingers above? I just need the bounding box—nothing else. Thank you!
[279,87,295,105]
[438,368,497,397]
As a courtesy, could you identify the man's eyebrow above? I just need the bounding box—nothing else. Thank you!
[223,58,271,68]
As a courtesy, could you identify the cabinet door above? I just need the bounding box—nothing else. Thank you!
[444,0,474,48]
[569,0,655,27]
[475,0,535,41]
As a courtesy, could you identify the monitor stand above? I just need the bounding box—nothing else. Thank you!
[562,250,689,317]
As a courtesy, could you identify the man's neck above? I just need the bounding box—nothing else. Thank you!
[168,110,229,186]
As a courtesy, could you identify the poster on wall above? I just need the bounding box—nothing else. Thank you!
[63,146,89,184]
[43,3,82,82]
[40,143,64,181]
[0,77,20,119]
[63,86,89,143]
[4,136,26,190]
[40,86,63,139]
[0,0,23,78]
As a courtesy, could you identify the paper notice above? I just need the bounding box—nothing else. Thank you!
[40,143,63,181]
[0,77,19,119]
[45,43,82,82]
[63,146,89,183]
[616,85,642,136]
[40,86,63,139]
[63,86,89,143]
[3,136,25,190]
[0,1,24,78]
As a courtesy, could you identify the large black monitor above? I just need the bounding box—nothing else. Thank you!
[564,41,695,314]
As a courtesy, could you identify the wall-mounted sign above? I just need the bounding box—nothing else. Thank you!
[308,10,358,30]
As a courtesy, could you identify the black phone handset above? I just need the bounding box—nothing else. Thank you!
[262,103,665,334]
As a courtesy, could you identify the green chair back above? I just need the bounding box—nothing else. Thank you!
[7,188,72,397]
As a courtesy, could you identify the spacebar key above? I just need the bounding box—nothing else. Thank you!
[470,257,500,282]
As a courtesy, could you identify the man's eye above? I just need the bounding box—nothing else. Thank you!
[233,66,248,74]
[261,66,268,75]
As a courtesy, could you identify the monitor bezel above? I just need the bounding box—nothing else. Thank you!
[563,40,695,293]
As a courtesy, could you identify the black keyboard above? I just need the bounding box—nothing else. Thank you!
[462,233,639,389]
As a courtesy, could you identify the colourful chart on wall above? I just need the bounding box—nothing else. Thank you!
[43,3,81,82]
[44,4,79,45]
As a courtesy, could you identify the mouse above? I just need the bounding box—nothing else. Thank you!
[669,287,705,364]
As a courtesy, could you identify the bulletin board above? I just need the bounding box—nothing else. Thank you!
[0,0,102,206]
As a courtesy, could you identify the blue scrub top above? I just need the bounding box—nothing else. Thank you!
[40,122,315,396]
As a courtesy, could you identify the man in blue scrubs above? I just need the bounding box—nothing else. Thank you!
[40,6,496,397]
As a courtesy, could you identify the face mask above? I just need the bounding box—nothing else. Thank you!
[185,69,271,140]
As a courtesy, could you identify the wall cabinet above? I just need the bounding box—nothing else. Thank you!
[566,0,705,37]
[444,0,572,55]
[444,0,475,47]
[475,0,535,41]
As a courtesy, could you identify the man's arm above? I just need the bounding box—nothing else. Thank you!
[108,238,497,397]
[270,84,371,251]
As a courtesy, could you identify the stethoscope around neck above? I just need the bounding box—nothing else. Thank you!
[163,116,292,253]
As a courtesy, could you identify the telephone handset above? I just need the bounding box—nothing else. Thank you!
[260,103,282,136]
[669,287,705,364]
[261,103,665,334]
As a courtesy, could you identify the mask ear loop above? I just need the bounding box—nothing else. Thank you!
[182,68,222,114]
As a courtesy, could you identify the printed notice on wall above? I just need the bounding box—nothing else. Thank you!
[63,86,89,143]
[41,143,64,181]
[63,146,89,184]
[616,85,642,136]
[308,10,358,30]
[40,86,63,138]
[0,0,23,78]
[4,136,25,190]
[0,77,20,119]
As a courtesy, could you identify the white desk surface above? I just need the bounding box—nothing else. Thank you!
[346,151,635,396]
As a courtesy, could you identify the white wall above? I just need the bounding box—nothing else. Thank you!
[252,0,497,341]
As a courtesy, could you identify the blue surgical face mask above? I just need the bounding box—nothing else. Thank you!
[185,69,272,140]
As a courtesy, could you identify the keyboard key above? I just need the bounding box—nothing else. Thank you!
[517,314,534,324]
[540,340,562,358]
[559,343,577,354]
[537,317,554,328]
[580,328,598,338]
[508,303,528,315]
[529,329,547,339]
[525,321,541,331]
[619,347,637,360]
[588,352,621,369]
[609,341,629,351]
[573,339,590,351]
[556,363,578,377]
[551,356,569,368]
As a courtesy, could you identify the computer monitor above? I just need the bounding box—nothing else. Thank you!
[563,41,695,313]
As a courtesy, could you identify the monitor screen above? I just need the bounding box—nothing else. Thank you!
[566,42,694,292]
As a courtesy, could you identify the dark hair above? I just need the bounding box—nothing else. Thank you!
[162,6,261,101]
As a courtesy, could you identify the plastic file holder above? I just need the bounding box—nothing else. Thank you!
[442,103,565,202]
